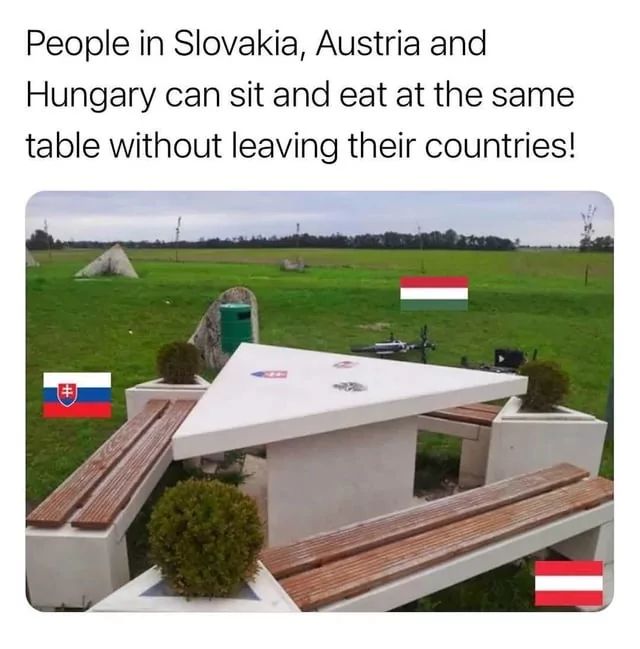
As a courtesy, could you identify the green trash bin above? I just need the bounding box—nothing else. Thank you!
[220,303,253,355]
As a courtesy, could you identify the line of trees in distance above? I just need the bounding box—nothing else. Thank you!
[579,235,614,253]
[26,228,614,252]
[29,229,517,251]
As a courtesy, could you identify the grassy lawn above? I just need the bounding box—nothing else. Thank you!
[26,247,613,610]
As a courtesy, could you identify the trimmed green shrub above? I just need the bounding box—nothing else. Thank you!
[519,360,570,412]
[148,479,264,598]
[156,341,201,384]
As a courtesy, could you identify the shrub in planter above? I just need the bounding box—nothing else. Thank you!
[148,479,264,598]
[156,341,201,384]
[519,360,570,412]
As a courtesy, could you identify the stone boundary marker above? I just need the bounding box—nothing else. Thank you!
[280,258,305,272]
[189,286,259,371]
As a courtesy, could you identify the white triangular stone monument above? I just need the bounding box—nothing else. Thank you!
[26,248,39,267]
[74,243,138,278]
[172,342,527,460]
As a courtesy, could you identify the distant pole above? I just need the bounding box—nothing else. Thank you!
[580,204,596,251]
[605,375,614,442]
[175,216,182,262]
[418,225,425,274]
[296,222,300,248]
[44,219,52,260]
[584,264,590,286]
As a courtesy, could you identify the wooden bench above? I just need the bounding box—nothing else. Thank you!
[26,399,196,610]
[261,464,613,611]
[417,402,502,488]
[426,402,502,427]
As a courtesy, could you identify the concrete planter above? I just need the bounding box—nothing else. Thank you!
[485,396,607,482]
[125,375,209,419]
[90,563,299,612]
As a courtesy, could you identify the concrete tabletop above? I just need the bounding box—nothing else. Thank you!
[171,343,527,459]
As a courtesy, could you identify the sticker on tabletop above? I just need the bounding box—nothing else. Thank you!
[333,361,358,369]
[43,372,112,418]
[534,560,604,607]
[333,381,367,392]
[251,370,288,379]
[400,276,468,311]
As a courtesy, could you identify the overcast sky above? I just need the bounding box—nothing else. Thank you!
[25,191,613,246]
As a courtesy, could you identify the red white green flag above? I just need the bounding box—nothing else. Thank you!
[400,276,468,311]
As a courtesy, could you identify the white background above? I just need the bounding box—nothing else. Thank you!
[3,0,635,643]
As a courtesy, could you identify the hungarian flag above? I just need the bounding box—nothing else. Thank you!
[534,560,604,607]
[400,276,468,311]
[43,372,112,418]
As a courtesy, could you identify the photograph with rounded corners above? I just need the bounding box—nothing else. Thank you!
[25,191,613,612]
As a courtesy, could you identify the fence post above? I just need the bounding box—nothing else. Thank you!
[605,375,613,441]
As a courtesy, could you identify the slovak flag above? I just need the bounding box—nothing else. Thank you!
[43,372,112,418]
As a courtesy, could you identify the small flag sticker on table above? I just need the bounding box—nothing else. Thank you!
[43,372,112,418]
[534,560,604,607]
[251,370,288,379]
[400,276,468,311]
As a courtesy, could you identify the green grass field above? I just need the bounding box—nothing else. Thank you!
[26,247,613,610]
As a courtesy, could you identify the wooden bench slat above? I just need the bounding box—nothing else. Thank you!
[426,402,501,417]
[279,476,613,610]
[261,463,588,579]
[71,400,196,530]
[455,403,502,415]
[425,406,498,426]
[26,400,169,528]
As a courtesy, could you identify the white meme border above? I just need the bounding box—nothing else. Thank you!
[4,0,636,645]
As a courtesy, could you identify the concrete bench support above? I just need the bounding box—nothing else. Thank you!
[416,413,492,488]
[552,520,614,609]
[27,523,129,610]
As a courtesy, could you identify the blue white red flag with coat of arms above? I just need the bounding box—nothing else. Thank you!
[43,372,111,418]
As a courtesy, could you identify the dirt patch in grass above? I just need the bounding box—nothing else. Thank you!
[357,321,391,331]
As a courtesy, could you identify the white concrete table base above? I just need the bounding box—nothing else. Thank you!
[172,343,527,545]
[267,417,417,545]
[91,562,299,612]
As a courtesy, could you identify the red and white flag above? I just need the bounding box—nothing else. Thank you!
[534,560,603,607]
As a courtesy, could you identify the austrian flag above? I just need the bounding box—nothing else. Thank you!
[400,276,468,311]
[43,372,112,418]
[534,561,604,607]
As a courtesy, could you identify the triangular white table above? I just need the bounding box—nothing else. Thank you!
[172,343,527,545]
